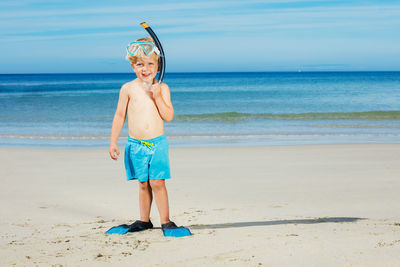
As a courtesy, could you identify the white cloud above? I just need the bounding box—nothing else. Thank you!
[1,3,399,42]
[0,1,271,19]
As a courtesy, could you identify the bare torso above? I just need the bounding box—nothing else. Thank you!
[125,80,164,139]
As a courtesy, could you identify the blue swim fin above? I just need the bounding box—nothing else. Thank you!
[162,221,192,237]
[163,227,192,237]
[105,220,153,235]
[105,224,130,235]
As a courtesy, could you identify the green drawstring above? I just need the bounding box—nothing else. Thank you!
[139,140,154,149]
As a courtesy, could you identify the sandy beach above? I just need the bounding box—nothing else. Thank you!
[1,144,400,266]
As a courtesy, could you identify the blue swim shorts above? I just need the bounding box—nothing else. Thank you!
[124,134,171,182]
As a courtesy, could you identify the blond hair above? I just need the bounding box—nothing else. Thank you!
[126,36,160,65]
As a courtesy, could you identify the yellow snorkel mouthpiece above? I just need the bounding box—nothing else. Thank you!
[140,22,149,29]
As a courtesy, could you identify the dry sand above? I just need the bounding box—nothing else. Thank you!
[1,144,400,266]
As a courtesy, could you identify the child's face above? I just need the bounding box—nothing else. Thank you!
[131,56,159,84]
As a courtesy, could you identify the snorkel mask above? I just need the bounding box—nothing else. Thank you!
[126,22,165,84]
[126,41,160,56]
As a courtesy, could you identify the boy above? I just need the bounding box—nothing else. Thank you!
[108,37,179,233]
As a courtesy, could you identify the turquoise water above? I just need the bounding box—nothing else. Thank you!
[0,72,399,147]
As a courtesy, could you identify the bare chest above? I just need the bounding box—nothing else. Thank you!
[127,87,158,114]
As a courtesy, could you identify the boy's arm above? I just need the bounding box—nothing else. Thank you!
[151,83,174,122]
[109,84,129,160]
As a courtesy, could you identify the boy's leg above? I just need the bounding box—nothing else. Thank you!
[138,181,152,222]
[149,179,170,224]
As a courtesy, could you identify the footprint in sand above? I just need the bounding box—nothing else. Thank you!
[377,240,400,247]
[286,233,299,237]
[269,205,283,208]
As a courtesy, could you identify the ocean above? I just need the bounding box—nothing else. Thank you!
[0,72,399,147]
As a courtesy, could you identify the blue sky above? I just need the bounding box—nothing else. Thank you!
[0,0,399,73]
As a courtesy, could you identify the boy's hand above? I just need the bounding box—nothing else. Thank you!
[109,144,120,160]
[149,83,162,99]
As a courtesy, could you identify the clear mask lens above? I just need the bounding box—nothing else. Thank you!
[127,41,157,56]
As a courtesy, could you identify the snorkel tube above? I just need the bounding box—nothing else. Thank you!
[140,22,165,84]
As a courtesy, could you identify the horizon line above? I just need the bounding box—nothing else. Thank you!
[1,70,400,75]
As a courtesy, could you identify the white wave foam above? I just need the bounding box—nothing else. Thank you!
[1,133,400,140]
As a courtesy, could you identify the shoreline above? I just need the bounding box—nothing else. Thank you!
[1,141,400,149]
[1,134,399,149]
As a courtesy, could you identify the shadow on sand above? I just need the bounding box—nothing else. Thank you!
[189,217,365,230]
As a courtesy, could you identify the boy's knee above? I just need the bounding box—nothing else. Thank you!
[138,181,149,191]
[149,179,165,191]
